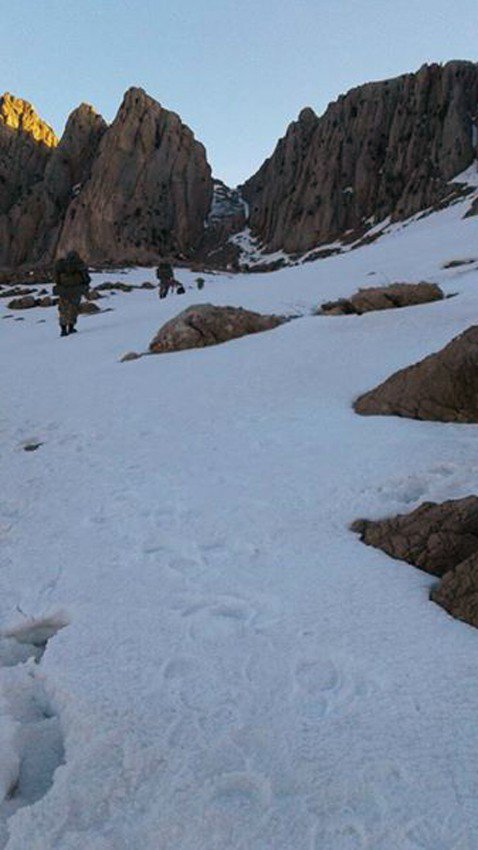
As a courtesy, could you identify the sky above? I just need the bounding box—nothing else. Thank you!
[1,0,478,186]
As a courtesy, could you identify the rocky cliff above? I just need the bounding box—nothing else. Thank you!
[0,94,58,264]
[0,88,213,269]
[242,61,478,254]
[1,104,107,267]
[57,88,213,265]
[2,62,478,270]
[0,94,57,215]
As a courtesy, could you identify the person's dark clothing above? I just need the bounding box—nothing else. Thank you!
[53,252,90,330]
[156,262,176,298]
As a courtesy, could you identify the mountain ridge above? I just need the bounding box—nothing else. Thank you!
[1,60,478,271]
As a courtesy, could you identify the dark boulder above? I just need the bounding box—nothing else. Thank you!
[149,304,286,354]
[320,282,443,316]
[354,326,478,422]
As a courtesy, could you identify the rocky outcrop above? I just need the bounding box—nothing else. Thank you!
[0,286,36,298]
[319,282,444,315]
[7,294,58,309]
[0,94,58,264]
[351,496,478,577]
[1,104,107,267]
[431,553,478,627]
[7,295,38,310]
[0,88,213,270]
[57,88,213,265]
[0,94,57,213]
[242,62,478,254]
[354,325,478,422]
[149,304,285,353]
[79,301,101,315]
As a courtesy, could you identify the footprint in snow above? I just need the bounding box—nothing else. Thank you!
[293,656,375,721]
[186,601,254,644]
[0,612,68,828]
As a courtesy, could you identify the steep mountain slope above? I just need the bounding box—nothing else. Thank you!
[0,89,213,269]
[0,94,58,265]
[2,105,107,267]
[242,61,478,253]
[57,88,213,265]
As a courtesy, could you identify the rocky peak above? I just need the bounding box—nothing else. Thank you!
[242,61,478,255]
[45,103,107,195]
[0,92,57,148]
[0,101,107,268]
[297,107,317,126]
[57,87,213,264]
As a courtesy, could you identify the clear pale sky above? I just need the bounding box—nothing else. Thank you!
[1,0,477,186]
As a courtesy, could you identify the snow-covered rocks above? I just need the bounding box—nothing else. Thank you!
[352,496,478,577]
[319,281,444,316]
[354,325,478,422]
[149,303,286,354]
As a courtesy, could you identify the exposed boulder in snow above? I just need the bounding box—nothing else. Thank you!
[79,301,101,315]
[57,88,213,266]
[242,61,478,254]
[7,294,57,309]
[352,496,478,577]
[0,287,36,299]
[7,296,37,310]
[354,326,478,421]
[94,281,134,293]
[149,303,286,353]
[431,553,478,627]
[319,282,443,315]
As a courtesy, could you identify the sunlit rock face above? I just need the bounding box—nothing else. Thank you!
[3,104,107,267]
[242,61,478,254]
[0,93,57,147]
[57,87,213,265]
[0,93,57,216]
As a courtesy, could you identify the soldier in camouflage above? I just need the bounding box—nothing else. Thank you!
[156,261,176,299]
[53,251,91,336]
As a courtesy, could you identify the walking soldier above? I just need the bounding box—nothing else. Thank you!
[53,251,91,336]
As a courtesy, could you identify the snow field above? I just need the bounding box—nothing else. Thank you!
[1,188,478,847]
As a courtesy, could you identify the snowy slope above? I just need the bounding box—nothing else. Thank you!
[2,190,478,848]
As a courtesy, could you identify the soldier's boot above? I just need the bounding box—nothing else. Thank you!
[60,325,68,337]
[68,324,77,334]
